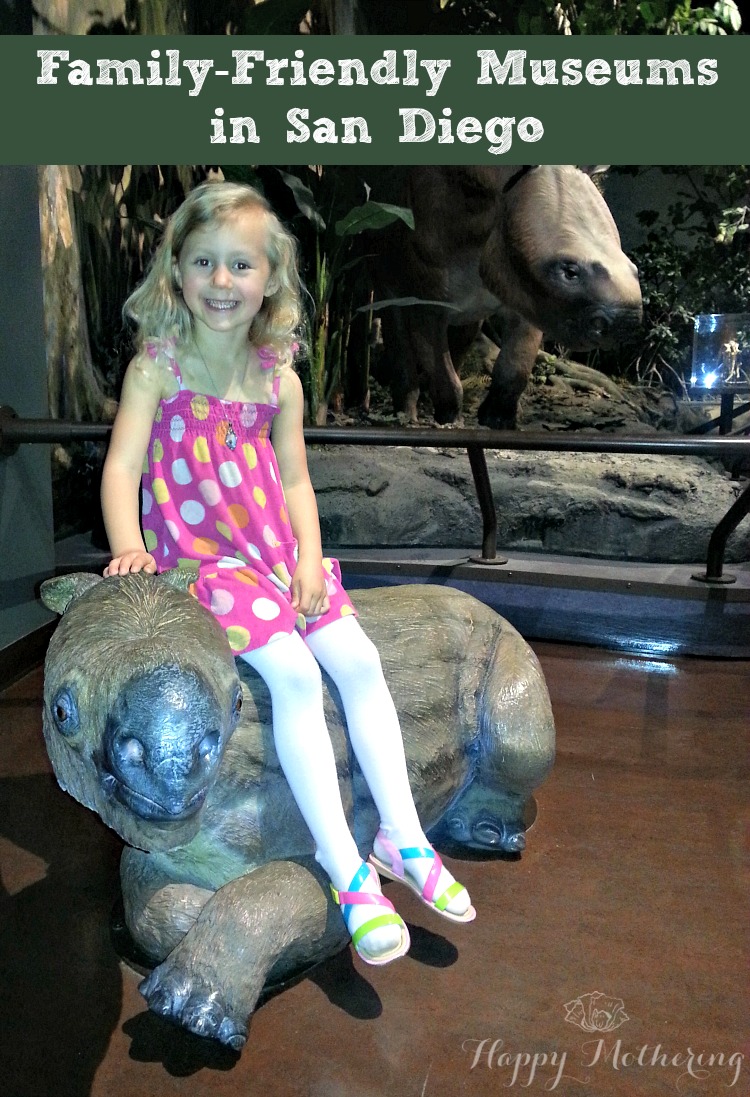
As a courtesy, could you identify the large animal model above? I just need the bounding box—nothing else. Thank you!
[40,570,555,1050]
[374,165,642,427]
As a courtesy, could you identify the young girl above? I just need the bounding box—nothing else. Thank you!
[101,180,474,966]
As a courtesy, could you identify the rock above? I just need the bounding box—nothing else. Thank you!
[309,448,749,564]
[318,355,748,564]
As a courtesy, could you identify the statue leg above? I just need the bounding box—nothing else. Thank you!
[410,315,464,424]
[122,851,347,1050]
[477,312,542,429]
[380,304,421,421]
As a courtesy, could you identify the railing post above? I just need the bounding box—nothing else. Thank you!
[466,443,507,566]
[0,405,19,457]
[691,480,750,585]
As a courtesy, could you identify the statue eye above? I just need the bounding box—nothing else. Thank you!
[231,686,243,723]
[559,261,580,282]
[51,688,80,737]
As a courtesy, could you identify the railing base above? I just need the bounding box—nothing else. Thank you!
[690,571,737,585]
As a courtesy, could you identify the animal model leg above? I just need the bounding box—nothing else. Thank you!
[380,304,421,422]
[477,312,542,429]
[124,853,345,1050]
[410,314,464,424]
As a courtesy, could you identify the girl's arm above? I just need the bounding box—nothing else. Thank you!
[100,353,167,577]
[271,368,330,617]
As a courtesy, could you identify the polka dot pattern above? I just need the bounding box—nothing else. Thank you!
[152,478,170,504]
[219,461,242,488]
[228,504,249,529]
[193,536,219,556]
[172,458,192,485]
[210,589,234,616]
[170,416,185,443]
[180,500,205,526]
[140,344,356,655]
[199,479,222,506]
[193,437,210,463]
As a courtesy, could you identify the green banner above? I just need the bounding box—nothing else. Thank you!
[3,34,748,164]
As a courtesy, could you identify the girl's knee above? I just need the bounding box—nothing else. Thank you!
[351,631,383,679]
[242,632,323,698]
[282,653,323,697]
[317,623,385,688]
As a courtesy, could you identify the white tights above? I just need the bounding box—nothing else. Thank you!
[241,616,470,952]
[241,615,424,889]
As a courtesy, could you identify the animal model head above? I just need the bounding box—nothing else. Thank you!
[40,571,242,852]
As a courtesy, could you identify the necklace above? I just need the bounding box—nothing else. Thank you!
[192,339,244,451]
[193,338,228,398]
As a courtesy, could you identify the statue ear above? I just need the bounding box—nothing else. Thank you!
[40,573,103,615]
[158,566,198,595]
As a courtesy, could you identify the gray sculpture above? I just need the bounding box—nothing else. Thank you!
[40,571,555,1050]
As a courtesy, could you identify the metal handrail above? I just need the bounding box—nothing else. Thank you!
[2,408,749,584]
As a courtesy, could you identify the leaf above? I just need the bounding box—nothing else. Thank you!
[335,201,414,238]
[276,170,326,231]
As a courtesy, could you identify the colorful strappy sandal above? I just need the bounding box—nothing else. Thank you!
[330,862,411,966]
[369,830,476,924]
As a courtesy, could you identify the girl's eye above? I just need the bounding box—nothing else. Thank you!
[196,257,211,268]
[235,261,250,271]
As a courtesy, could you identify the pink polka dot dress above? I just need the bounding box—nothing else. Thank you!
[140,343,356,655]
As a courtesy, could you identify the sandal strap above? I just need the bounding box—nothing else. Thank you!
[396,844,443,904]
[330,868,408,957]
[375,833,463,909]
[350,912,404,951]
[330,862,396,925]
[332,886,396,924]
[433,879,468,911]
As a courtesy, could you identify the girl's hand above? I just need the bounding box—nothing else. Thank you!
[103,551,157,578]
[291,559,330,618]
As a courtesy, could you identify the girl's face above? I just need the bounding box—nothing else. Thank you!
[175,208,275,341]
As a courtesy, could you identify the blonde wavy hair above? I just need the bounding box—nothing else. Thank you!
[124,180,304,365]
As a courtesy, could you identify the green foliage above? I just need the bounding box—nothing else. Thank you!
[73,165,203,392]
[593,167,750,391]
[87,0,256,34]
[223,165,412,423]
[433,0,742,33]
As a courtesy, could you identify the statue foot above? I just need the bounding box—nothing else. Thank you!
[476,398,517,431]
[140,966,249,1051]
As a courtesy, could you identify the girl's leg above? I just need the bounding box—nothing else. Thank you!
[240,632,406,958]
[305,616,472,918]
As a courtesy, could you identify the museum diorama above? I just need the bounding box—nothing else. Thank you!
[9,152,742,1064]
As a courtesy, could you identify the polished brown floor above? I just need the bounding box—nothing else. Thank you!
[1,643,747,1097]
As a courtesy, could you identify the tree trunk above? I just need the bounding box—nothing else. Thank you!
[38,166,117,422]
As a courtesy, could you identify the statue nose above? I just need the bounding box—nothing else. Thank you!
[110,726,221,782]
[104,665,223,791]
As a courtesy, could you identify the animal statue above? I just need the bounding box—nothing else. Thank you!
[374,165,642,427]
[40,570,555,1050]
